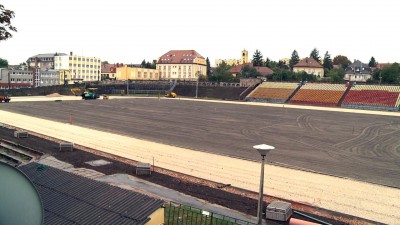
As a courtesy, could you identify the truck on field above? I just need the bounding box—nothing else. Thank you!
[0,95,11,103]
[82,88,100,100]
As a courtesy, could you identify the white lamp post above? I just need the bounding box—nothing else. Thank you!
[253,144,275,225]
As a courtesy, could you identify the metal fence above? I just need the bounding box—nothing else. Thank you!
[165,202,258,225]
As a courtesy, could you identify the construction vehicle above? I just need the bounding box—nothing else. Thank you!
[164,80,177,98]
[71,87,83,96]
[0,95,11,103]
[164,91,177,98]
[82,88,100,100]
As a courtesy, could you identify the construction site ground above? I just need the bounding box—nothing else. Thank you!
[0,96,399,224]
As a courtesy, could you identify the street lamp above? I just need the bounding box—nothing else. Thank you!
[195,71,200,98]
[253,144,275,225]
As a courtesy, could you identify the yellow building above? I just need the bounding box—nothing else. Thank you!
[116,65,160,80]
[293,57,324,77]
[215,49,248,66]
[157,50,207,81]
[54,52,101,83]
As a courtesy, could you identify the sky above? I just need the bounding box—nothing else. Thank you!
[0,0,399,66]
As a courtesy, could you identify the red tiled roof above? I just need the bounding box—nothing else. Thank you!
[294,57,323,68]
[376,63,391,69]
[228,63,273,76]
[254,66,273,75]
[228,63,253,73]
[157,50,204,64]
[101,63,123,73]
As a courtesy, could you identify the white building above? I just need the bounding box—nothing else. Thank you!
[54,52,101,82]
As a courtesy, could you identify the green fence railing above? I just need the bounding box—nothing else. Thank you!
[165,202,258,225]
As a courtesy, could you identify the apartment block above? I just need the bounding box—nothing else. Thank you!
[54,52,101,83]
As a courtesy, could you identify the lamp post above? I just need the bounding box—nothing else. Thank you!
[253,144,275,225]
[195,71,200,98]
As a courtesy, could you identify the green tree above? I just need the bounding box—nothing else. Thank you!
[326,68,345,82]
[368,56,377,67]
[333,55,351,69]
[252,50,263,66]
[0,58,8,68]
[209,61,234,82]
[0,4,17,41]
[380,63,400,83]
[206,57,211,78]
[141,59,146,68]
[240,65,261,78]
[310,48,321,63]
[151,60,157,69]
[277,60,289,70]
[265,57,271,67]
[323,51,333,70]
[289,50,300,70]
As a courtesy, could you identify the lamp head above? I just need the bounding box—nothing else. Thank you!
[253,144,275,156]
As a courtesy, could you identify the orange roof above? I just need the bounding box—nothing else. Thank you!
[294,57,323,68]
[157,50,204,64]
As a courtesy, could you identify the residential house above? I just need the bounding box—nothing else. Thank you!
[101,63,124,80]
[293,57,324,77]
[157,50,207,81]
[344,60,373,82]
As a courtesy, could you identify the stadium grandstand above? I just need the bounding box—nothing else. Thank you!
[342,85,400,111]
[289,83,347,107]
[246,82,299,103]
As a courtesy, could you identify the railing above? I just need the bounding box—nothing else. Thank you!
[165,202,258,225]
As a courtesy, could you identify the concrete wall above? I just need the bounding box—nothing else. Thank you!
[174,85,246,100]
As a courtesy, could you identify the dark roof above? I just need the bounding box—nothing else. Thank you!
[293,57,323,68]
[101,63,124,73]
[157,50,204,64]
[345,60,372,74]
[29,53,67,59]
[228,63,273,76]
[19,163,164,225]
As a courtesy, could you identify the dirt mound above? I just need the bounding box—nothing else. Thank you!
[46,93,63,97]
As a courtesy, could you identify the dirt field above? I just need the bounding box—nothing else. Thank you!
[0,97,399,224]
[2,98,400,188]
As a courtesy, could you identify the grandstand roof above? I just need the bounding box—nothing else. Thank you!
[19,162,164,225]
[157,50,204,64]
[294,57,323,68]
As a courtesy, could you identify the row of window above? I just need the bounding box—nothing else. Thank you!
[72,75,98,80]
[11,72,33,75]
[10,78,33,82]
[67,57,100,63]
[68,64,100,68]
[159,65,192,70]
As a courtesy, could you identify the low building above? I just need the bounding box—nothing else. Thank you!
[293,57,324,77]
[344,60,373,82]
[215,50,249,67]
[54,52,101,83]
[101,63,124,80]
[0,68,33,89]
[116,65,160,80]
[228,63,273,77]
[40,70,60,86]
[157,50,207,81]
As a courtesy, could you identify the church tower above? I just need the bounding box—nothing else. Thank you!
[241,49,248,64]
